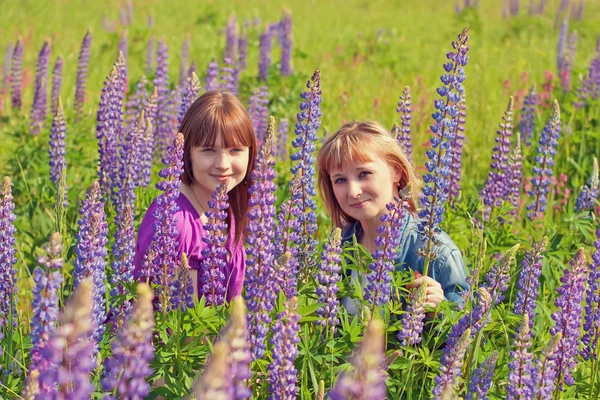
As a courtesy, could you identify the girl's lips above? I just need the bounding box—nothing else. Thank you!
[212,175,232,182]
[350,200,369,208]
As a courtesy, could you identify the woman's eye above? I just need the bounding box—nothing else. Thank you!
[359,171,372,178]
[334,177,346,184]
[202,148,214,153]
[231,148,243,153]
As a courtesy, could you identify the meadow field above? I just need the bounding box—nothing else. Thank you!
[1,0,600,398]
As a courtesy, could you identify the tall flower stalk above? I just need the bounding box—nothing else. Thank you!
[448,89,467,204]
[75,29,92,116]
[49,99,66,185]
[316,228,342,334]
[506,314,534,399]
[467,351,498,400]
[0,177,18,328]
[50,55,64,115]
[154,39,170,154]
[258,26,272,81]
[520,85,537,146]
[394,86,413,163]
[222,296,251,399]
[576,157,599,212]
[513,237,549,327]
[10,37,23,111]
[280,10,292,76]
[582,228,600,363]
[30,39,52,135]
[179,72,201,126]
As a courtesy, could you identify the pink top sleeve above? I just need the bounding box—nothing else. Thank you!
[133,193,246,302]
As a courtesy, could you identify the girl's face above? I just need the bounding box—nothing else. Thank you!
[329,154,400,224]
[190,133,250,198]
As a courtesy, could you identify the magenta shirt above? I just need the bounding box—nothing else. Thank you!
[133,193,246,302]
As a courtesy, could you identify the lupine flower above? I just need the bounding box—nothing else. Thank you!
[245,118,278,360]
[225,14,238,62]
[247,86,269,143]
[118,30,128,61]
[280,9,292,76]
[238,26,248,71]
[147,133,185,312]
[448,89,466,203]
[575,55,600,108]
[188,61,197,78]
[220,57,238,95]
[199,183,229,307]
[22,369,40,400]
[513,237,549,326]
[548,248,587,392]
[258,26,272,81]
[329,319,386,400]
[506,314,534,399]
[268,297,301,400]
[73,181,108,352]
[557,18,568,75]
[125,75,148,129]
[10,37,23,111]
[48,99,66,185]
[223,296,252,399]
[433,327,472,399]
[582,228,600,361]
[526,100,561,221]
[560,30,577,92]
[191,341,232,398]
[365,197,408,308]
[179,34,190,87]
[74,29,92,115]
[505,134,523,216]
[1,42,13,93]
[145,34,155,76]
[467,351,498,400]
[482,244,519,305]
[519,85,537,146]
[154,39,170,154]
[480,97,514,221]
[287,70,321,277]
[179,72,201,125]
[316,228,342,333]
[49,55,63,115]
[109,204,135,329]
[418,29,469,269]
[576,157,599,212]
[29,233,64,379]
[205,59,219,92]
[178,253,195,310]
[0,177,18,328]
[36,280,95,400]
[278,117,289,159]
[531,333,561,399]
[102,283,154,400]
[139,104,155,187]
[398,277,426,346]
[394,86,413,163]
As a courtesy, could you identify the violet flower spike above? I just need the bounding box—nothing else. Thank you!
[316,228,343,333]
[506,133,523,217]
[575,157,599,212]
[74,29,92,116]
[154,39,171,154]
[145,34,155,76]
[432,327,472,399]
[191,342,232,398]
[238,26,248,71]
[519,85,537,146]
[125,75,148,129]
[224,14,238,63]
[258,25,272,81]
[118,30,128,60]
[247,86,269,143]
[506,314,534,400]
[179,34,190,87]
[10,37,24,111]
[582,228,600,361]
[179,72,201,126]
[395,85,413,163]
[481,244,519,305]
[466,351,498,400]
[220,57,239,95]
[50,55,64,115]
[48,99,66,185]
[223,296,252,399]
[109,204,135,329]
[204,59,219,92]
[513,237,549,327]
[0,177,18,328]
[448,89,466,204]
[531,333,561,399]
[278,118,289,159]
[280,9,293,76]
[397,279,426,346]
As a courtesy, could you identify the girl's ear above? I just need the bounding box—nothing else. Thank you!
[392,165,402,184]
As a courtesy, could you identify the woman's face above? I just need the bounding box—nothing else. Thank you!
[190,133,250,199]
[328,154,400,224]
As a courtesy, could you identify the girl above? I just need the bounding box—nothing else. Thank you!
[133,91,256,302]
[316,121,468,314]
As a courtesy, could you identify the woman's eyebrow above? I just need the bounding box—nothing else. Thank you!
[330,172,344,179]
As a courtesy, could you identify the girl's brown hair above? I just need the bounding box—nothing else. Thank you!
[316,120,420,228]
[179,91,256,243]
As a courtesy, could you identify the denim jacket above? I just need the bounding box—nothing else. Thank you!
[340,213,469,313]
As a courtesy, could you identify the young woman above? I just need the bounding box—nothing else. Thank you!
[316,121,468,314]
[133,91,256,302]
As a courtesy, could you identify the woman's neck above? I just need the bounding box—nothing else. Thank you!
[358,213,387,254]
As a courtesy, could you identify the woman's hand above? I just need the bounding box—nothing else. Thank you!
[407,271,445,309]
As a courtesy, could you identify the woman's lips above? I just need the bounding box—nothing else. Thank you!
[350,200,369,208]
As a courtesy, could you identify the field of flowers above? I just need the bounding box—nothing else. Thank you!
[1,0,600,398]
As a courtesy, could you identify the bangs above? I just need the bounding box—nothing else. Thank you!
[322,133,380,173]
[186,109,254,149]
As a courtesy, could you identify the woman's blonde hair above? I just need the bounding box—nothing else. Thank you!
[316,120,420,228]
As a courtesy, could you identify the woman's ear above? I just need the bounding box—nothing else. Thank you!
[393,165,402,184]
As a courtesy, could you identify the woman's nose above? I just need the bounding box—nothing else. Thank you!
[214,152,231,170]
[348,181,362,197]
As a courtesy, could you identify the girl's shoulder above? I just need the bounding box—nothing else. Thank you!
[142,193,205,236]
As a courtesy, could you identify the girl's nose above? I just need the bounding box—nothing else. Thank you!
[348,180,362,198]
[214,152,231,170]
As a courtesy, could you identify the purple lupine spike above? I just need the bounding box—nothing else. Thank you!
[519,85,537,146]
[191,342,232,398]
[582,228,600,361]
[247,86,270,143]
[28,233,63,390]
[145,34,155,76]
[575,157,599,212]
[36,280,95,400]
[481,244,519,305]
[154,39,170,154]
[258,25,272,81]
[531,333,561,399]
[74,29,92,116]
[433,328,472,399]
[10,37,24,111]
[479,96,514,221]
[22,369,40,399]
[116,50,128,98]
[125,75,148,129]
[0,177,18,328]
[50,55,63,116]
[467,351,498,400]
[329,319,386,400]
[109,204,135,329]
[548,248,587,392]
[560,30,577,92]
[199,183,229,307]
[395,85,413,163]
[178,254,195,310]
[575,55,600,108]
[506,134,523,216]
[557,18,568,75]
[365,197,408,309]
[225,14,238,62]
[73,181,108,353]
[316,228,342,333]
[148,133,184,312]
[118,31,128,60]
[418,29,469,273]
[398,275,426,346]
[188,61,197,79]
[513,237,549,326]
[238,26,248,71]
[179,34,190,87]
[245,118,279,360]
[125,0,134,24]
[278,117,289,159]
[1,42,13,93]
[101,283,154,399]
[140,108,155,187]
[506,314,534,400]
[448,89,467,204]
[48,99,66,185]
[526,100,561,221]
[179,72,201,125]
[223,296,252,399]
[220,57,238,95]
[288,70,321,277]
[204,59,219,92]
[268,296,301,400]
[280,9,293,76]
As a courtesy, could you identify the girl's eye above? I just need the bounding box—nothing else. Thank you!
[202,148,214,153]
[334,177,346,184]
[231,148,243,153]
[359,171,372,178]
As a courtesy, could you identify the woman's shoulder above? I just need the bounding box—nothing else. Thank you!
[341,220,361,243]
